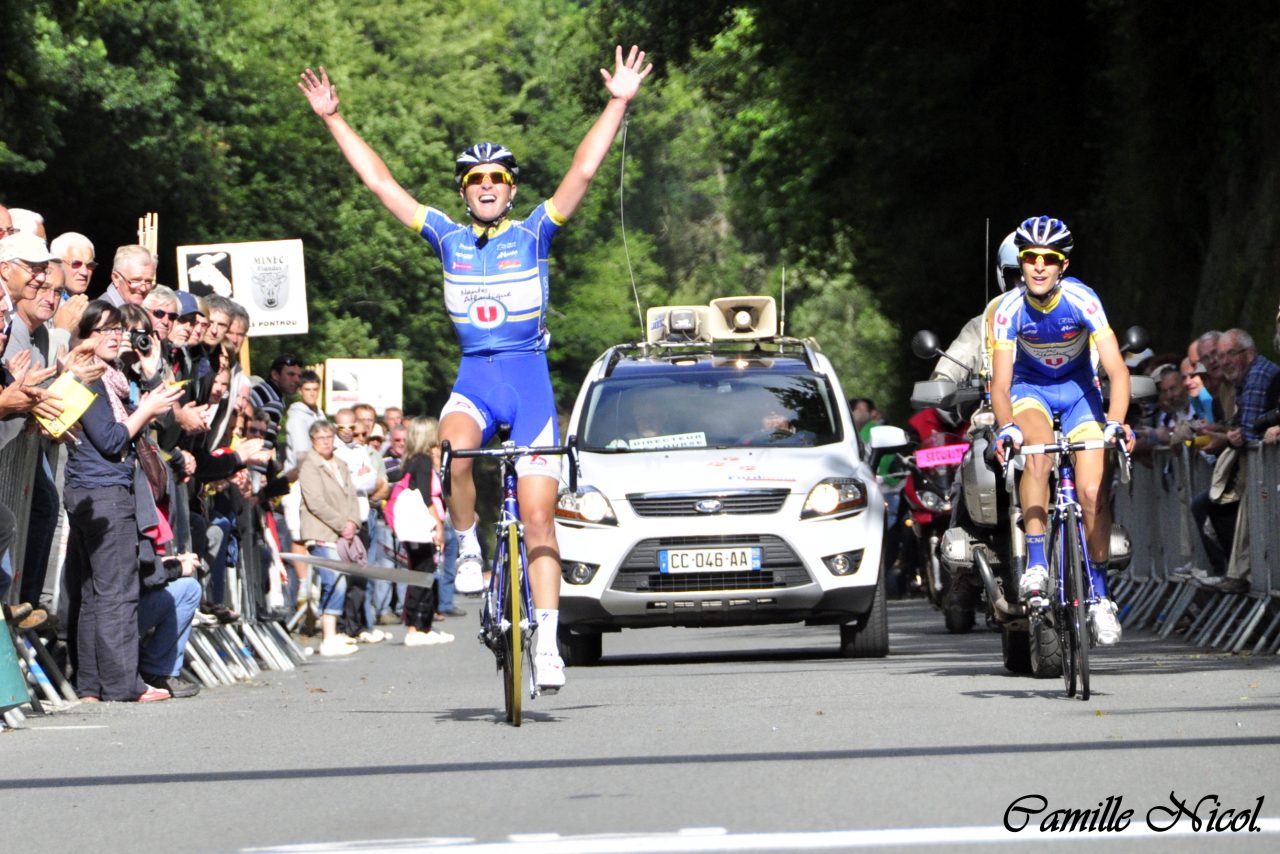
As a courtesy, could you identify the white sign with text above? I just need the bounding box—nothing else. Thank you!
[324,358,404,416]
[175,239,309,337]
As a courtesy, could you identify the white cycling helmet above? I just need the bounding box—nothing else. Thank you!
[995,231,1020,292]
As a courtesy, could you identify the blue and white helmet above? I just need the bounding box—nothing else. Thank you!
[454,142,519,188]
[1014,215,1073,256]
[995,231,1020,292]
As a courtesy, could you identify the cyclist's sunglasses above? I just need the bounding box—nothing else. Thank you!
[1019,249,1067,266]
[462,170,514,187]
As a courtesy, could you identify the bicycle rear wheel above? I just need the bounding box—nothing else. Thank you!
[1064,508,1091,700]
[1049,523,1077,697]
[502,524,524,726]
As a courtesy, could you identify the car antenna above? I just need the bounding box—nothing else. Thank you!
[780,265,787,337]
[984,217,990,306]
[618,115,645,336]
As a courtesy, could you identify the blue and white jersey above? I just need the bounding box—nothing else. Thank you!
[413,200,566,356]
[991,277,1113,383]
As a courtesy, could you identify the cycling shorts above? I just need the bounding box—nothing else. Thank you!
[1010,373,1105,442]
[441,352,561,480]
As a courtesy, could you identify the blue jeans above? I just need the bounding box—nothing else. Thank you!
[206,514,237,606]
[363,511,393,626]
[434,520,459,612]
[307,544,347,616]
[138,577,202,677]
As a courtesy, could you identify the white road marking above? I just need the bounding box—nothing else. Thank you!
[246,818,1280,852]
[32,725,109,731]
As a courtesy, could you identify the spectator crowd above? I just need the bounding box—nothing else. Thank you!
[1127,326,1280,593]
[0,201,461,706]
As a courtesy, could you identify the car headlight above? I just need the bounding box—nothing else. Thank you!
[919,490,945,512]
[801,478,868,519]
[555,486,617,525]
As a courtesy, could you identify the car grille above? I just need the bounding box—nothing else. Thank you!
[611,534,811,593]
[627,489,790,517]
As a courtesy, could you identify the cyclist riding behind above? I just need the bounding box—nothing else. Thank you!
[299,46,653,690]
[991,216,1134,646]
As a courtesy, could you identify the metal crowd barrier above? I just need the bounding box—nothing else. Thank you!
[1112,441,1280,655]
[0,432,40,605]
[2,477,307,729]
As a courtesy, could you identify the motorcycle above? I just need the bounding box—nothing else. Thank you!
[897,422,975,632]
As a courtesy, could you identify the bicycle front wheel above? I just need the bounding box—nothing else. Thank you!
[1064,508,1091,700]
[502,524,524,726]
[1048,523,1077,697]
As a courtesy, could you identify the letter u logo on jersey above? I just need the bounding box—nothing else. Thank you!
[469,298,508,329]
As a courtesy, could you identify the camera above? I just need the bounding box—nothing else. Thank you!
[130,328,153,355]
[1253,407,1280,434]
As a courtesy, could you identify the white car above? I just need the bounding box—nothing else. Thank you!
[554,296,888,664]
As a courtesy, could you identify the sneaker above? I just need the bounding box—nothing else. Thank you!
[534,652,566,692]
[143,673,201,699]
[440,606,467,618]
[1090,598,1122,646]
[1018,565,1050,606]
[136,685,172,703]
[455,554,485,595]
[356,630,386,644]
[404,629,454,646]
[319,637,359,656]
[192,610,219,627]
[334,633,359,646]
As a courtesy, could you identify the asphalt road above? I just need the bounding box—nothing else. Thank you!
[5,599,1278,853]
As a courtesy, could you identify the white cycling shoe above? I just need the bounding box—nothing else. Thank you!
[534,652,566,693]
[1019,565,1050,607]
[1090,598,1122,647]
[454,554,485,595]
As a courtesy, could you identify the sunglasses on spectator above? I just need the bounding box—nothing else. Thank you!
[67,259,98,271]
[335,424,355,432]
[12,260,49,278]
[1018,249,1067,266]
[0,226,16,237]
[150,308,179,321]
[1220,347,1248,357]
[462,170,514,187]
[93,325,124,336]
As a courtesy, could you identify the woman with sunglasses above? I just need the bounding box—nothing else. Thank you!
[299,46,652,692]
[64,301,186,702]
[990,216,1134,648]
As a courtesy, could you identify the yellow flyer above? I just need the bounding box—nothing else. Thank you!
[35,372,97,438]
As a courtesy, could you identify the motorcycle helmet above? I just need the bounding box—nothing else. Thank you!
[454,142,519,188]
[1013,215,1073,257]
[995,231,1020,292]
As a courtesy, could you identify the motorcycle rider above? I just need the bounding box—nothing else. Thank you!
[930,231,1019,385]
[991,216,1134,646]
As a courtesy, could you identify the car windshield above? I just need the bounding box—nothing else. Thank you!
[581,368,842,452]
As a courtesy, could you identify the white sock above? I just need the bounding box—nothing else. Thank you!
[536,609,560,656]
[457,524,480,557]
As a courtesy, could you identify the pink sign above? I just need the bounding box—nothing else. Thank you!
[915,443,969,469]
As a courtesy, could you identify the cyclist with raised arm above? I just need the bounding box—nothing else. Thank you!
[990,216,1133,647]
[299,46,653,690]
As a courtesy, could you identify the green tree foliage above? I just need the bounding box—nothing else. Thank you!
[7,0,1274,424]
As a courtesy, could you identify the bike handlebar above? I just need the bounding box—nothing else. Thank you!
[440,438,580,500]
[1001,436,1132,485]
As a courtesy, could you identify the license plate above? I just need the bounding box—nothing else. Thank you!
[659,547,763,573]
